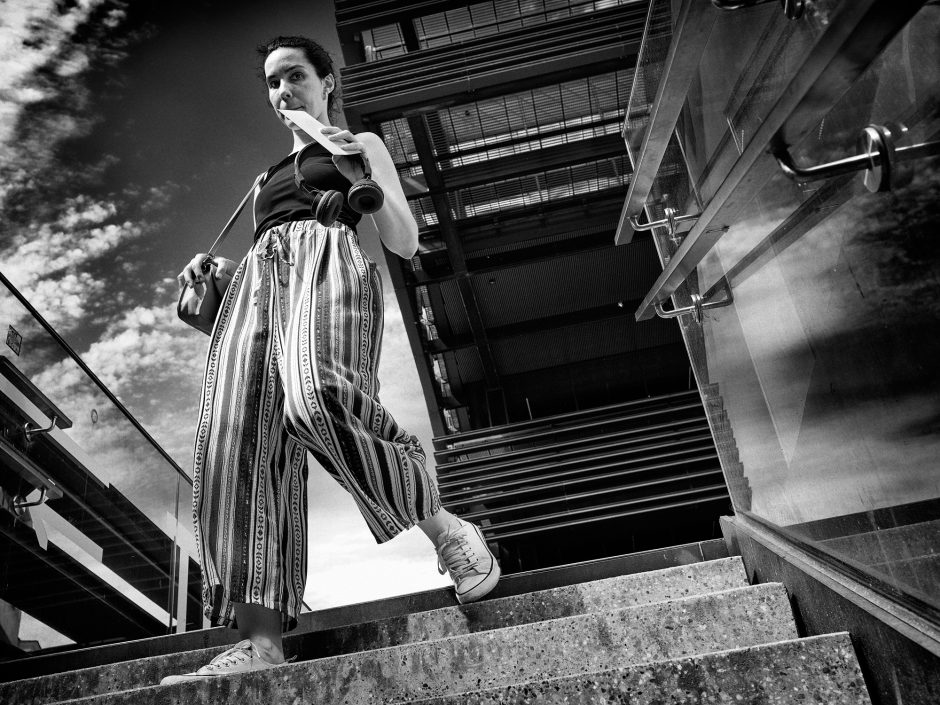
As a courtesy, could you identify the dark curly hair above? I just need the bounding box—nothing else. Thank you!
[257,36,341,122]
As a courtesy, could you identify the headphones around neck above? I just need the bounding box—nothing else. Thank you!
[293,143,385,227]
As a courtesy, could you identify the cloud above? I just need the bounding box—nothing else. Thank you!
[25,292,208,456]
[0,0,144,216]
[0,0,160,333]
[0,2,191,478]
[0,194,151,327]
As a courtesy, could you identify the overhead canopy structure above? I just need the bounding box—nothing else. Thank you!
[337,0,730,570]
[339,0,691,433]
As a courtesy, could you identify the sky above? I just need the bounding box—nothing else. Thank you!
[0,0,450,648]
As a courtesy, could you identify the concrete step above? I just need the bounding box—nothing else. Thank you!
[400,633,872,705]
[1,539,729,683]
[290,555,750,655]
[5,557,748,705]
[54,582,796,704]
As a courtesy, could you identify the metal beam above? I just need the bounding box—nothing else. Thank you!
[341,4,645,124]
[380,240,448,437]
[416,187,627,241]
[414,231,623,286]
[399,11,422,52]
[397,131,628,196]
[408,114,500,388]
[412,191,633,284]
[427,299,651,353]
[335,0,475,33]
[419,115,624,169]
[438,134,627,191]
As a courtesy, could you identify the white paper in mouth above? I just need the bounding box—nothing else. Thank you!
[279,109,349,156]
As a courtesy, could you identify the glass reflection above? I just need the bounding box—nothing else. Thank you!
[0,274,198,651]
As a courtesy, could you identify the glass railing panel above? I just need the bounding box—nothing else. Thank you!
[633,0,925,322]
[681,0,841,198]
[171,474,203,633]
[622,0,673,164]
[688,5,940,612]
[633,131,753,515]
[616,0,720,245]
[0,273,196,651]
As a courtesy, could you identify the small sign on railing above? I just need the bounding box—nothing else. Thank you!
[6,325,22,356]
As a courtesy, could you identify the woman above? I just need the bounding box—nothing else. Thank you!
[164,36,499,685]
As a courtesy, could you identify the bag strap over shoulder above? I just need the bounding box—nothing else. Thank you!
[206,171,267,256]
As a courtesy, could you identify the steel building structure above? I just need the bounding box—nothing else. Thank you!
[336,0,730,571]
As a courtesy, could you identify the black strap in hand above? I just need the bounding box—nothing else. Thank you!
[205,172,267,257]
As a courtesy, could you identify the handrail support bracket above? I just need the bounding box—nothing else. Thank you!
[653,277,734,324]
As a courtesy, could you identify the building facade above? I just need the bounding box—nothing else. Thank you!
[336,0,731,572]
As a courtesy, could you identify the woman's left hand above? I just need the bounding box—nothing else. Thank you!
[319,127,420,259]
[321,126,368,184]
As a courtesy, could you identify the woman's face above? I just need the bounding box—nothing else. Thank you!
[264,47,333,129]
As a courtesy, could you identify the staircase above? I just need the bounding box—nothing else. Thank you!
[434,391,730,571]
[0,540,873,704]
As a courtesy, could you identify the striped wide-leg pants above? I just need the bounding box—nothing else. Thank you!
[192,219,442,630]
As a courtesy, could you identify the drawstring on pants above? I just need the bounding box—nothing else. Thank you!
[254,227,295,304]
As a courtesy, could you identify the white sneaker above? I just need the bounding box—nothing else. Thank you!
[159,640,281,686]
[436,519,501,604]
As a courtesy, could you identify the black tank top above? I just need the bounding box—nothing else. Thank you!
[253,144,363,239]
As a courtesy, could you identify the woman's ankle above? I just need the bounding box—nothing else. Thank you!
[233,602,285,663]
[249,635,285,664]
[418,509,464,548]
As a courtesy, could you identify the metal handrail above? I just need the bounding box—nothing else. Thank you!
[0,434,176,588]
[628,208,702,245]
[710,0,804,19]
[24,413,58,441]
[0,435,65,509]
[628,209,700,233]
[774,123,940,192]
[734,510,940,629]
[615,0,716,245]
[653,277,733,323]
[13,487,50,511]
[634,0,924,322]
